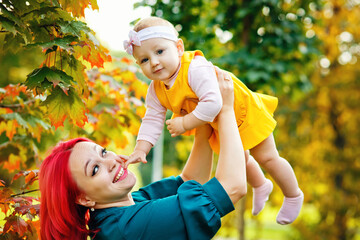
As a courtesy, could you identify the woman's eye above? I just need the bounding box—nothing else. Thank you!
[92,165,99,176]
[141,58,148,64]
[102,148,107,157]
[157,49,163,54]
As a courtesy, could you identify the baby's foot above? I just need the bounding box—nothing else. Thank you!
[276,190,304,225]
[252,179,273,215]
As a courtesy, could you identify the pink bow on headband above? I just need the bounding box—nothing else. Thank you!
[123,30,141,55]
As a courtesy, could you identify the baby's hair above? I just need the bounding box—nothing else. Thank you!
[134,16,179,37]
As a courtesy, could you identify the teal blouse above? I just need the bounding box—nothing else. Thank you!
[88,176,234,240]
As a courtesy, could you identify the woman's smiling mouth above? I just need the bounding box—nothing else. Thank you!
[113,166,126,183]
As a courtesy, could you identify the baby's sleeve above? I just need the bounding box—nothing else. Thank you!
[137,82,167,145]
[188,56,223,122]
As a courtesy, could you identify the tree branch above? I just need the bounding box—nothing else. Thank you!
[0,99,36,108]
[10,189,39,198]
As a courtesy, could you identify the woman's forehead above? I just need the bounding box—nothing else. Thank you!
[69,142,98,168]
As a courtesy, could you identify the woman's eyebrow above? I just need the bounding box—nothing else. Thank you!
[84,144,97,176]
[84,160,90,176]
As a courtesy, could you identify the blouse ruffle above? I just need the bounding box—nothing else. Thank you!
[178,178,234,239]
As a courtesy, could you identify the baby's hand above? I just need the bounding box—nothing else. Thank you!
[166,117,186,137]
[126,150,147,168]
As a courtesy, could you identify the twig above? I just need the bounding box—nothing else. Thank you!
[0,99,36,108]
[10,189,39,198]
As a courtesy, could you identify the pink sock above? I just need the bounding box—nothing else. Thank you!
[276,190,304,225]
[252,179,273,215]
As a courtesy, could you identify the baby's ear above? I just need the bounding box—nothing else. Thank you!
[176,39,184,56]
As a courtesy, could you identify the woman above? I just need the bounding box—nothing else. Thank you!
[39,68,247,239]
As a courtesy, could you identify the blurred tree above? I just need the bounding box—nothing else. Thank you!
[277,1,360,239]
[134,0,321,239]
[135,0,320,95]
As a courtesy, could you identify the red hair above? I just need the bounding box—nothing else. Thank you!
[39,137,93,240]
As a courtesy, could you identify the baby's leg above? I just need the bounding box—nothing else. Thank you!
[245,151,273,215]
[250,134,303,224]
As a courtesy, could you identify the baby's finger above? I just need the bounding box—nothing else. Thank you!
[118,155,129,161]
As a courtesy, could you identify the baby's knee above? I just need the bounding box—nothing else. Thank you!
[256,153,279,167]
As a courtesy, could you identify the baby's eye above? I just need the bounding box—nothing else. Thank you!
[92,165,99,176]
[157,49,163,54]
[102,148,107,157]
[141,58,148,64]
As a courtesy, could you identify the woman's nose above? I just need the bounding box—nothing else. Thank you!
[105,158,117,172]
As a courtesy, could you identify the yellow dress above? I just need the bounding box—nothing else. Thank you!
[153,50,278,153]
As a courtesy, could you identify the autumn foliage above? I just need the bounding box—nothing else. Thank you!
[0,0,147,238]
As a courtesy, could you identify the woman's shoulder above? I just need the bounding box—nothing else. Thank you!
[88,203,151,238]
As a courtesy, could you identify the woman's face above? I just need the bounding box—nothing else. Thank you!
[69,141,136,207]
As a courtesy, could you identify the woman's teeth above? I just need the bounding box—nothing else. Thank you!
[114,167,124,183]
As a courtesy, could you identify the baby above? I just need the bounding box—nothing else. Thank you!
[124,16,303,224]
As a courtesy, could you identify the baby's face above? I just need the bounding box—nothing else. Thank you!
[133,38,182,81]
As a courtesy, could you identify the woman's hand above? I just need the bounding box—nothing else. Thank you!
[214,66,234,110]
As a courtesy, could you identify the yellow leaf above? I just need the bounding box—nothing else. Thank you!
[43,87,88,129]
[0,120,18,140]
[3,154,21,173]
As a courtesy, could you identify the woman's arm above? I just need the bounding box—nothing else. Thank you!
[180,124,213,184]
[214,67,247,204]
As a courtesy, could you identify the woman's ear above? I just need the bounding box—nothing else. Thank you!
[176,39,184,56]
[76,193,96,208]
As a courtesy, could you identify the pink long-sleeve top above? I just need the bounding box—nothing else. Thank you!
[137,55,223,145]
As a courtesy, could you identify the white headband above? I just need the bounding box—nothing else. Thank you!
[123,26,178,55]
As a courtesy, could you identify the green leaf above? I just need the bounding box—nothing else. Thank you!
[59,20,91,37]
[22,6,59,20]
[25,67,74,94]
[26,35,78,51]
[0,15,17,34]
[62,55,88,96]
[1,112,28,128]
[24,114,51,130]
[0,4,23,27]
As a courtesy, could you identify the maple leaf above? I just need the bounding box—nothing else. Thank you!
[3,215,28,236]
[3,84,27,97]
[25,66,74,94]
[59,20,91,37]
[58,0,99,18]
[0,196,13,215]
[1,112,28,128]
[42,86,88,128]
[0,119,18,141]
[3,154,21,173]
[26,35,78,51]
[62,56,89,98]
